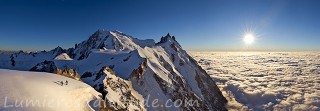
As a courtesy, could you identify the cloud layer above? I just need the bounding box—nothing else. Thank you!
[190,52,320,111]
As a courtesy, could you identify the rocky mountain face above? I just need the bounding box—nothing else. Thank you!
[0,30,227,111]
[30,60,57,73]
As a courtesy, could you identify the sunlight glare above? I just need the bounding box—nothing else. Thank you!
[243,33,255,44]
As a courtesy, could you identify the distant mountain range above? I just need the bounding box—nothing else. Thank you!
[0,30,227,110]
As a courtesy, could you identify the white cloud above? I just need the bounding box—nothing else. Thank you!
[190,52,320,111]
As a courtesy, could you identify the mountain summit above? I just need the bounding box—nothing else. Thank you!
[0,30,227,110]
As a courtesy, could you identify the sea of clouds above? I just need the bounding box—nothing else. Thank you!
[190,52,320,111]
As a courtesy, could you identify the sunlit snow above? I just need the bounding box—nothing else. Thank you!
[0,69,102,111]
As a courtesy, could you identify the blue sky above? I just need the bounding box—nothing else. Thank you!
[0,0,319,51]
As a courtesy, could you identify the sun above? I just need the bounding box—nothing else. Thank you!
[243,33,255,44]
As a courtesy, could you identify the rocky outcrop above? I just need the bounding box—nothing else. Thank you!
[30,60,81,80]
[56,67,81,81]
[94,67,145,110]
[129,58,147,79]
[10,54,15,66]
[30,60,57,73]
[51,46,65,58]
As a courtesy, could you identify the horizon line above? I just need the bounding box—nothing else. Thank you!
[1,49,320,53]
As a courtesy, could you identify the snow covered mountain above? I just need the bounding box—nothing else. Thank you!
[0,30,227,110]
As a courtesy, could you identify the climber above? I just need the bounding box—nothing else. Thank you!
[65,80,68,85]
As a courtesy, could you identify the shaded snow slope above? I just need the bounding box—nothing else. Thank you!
[0,69,102,111]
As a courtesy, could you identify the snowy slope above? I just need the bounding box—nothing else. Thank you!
[0,30,227,110]
[54,53,73,60]
[0,69,102,111]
